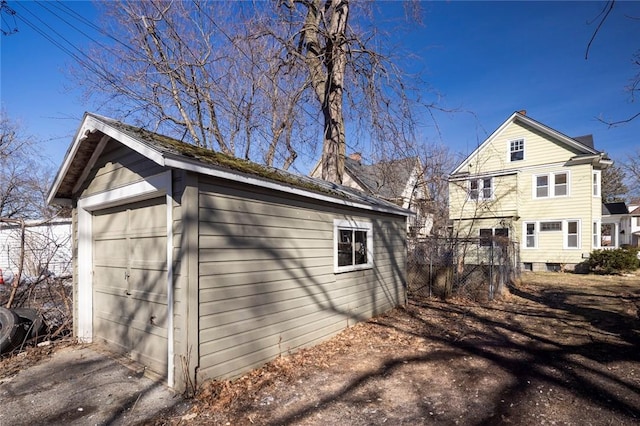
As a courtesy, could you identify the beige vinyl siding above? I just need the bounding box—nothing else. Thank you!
[519,163,595,264]
[81,139,165,198]
[196,178,405,381]
[449,174,518,221]
[466,121,585,174]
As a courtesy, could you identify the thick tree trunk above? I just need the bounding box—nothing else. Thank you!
[302,0,349,184]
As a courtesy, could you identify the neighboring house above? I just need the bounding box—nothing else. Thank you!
[448,111,612,271]
[601,202,632,248]
[0,218,72,279]
[310,153,432,237]
[47,113,411,391]
[630,202,640,247]
[602,201,640,248]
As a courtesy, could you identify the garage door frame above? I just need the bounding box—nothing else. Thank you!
[77,171,174,386]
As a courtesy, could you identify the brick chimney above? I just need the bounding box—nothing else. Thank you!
[518,110,527,116]
[349,152,362,163]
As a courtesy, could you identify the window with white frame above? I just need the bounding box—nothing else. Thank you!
[554,172,568,196]
[565,220,580,249]
[334,219,373,273]
[533,171,570,199]
[524,222,536,248]
[540,221,562,231]
[535,175,549,198]
[593,171,601,197]
[468,177,493,201]
[510,139,524,161]
[593,221,600,248]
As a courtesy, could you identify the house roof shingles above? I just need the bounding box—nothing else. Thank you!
[344,156,418,201]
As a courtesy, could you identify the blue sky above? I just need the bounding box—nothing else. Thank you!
[0,1,638,174]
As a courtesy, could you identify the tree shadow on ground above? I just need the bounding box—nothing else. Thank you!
[267,279,640,425]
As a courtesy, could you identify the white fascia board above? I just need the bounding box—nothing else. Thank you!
[47,114,166,205]
[451,112,520,175]
[451,112,600,175]
[517,114,599,155]
[164,156,414,217]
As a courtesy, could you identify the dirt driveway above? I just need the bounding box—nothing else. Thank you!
[0,344,183,426]
[159,272,640,425]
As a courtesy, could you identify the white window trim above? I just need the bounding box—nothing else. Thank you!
[532,171,571,199]
[508,138,525,162]
[333,219,374,273]
[523,222,537,249]
[592,170,601,198]
[593,220,601,249]
[468,177,494,201]
[564,219,581,250]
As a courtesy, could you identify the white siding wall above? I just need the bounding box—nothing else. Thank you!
[0,220,72,278]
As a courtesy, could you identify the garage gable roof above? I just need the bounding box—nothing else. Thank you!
[48,113,412,217]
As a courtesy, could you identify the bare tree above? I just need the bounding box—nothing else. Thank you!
[420,144,460,238]
[586,0,640,126]
[621,148,640,198]
[601,163,628,203]
[71,1,432,181]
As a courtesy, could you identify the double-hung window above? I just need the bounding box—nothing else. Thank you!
[593,171,601,197]
[334,219,373,273]
[524,222,537,248]
[468,177,493,201]
[510,139,524,161]
[534,171,570,198]
[565,220,580,249]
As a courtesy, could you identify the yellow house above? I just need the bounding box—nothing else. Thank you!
[448,111,612,271]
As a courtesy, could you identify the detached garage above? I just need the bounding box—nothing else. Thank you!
[47,113,410,390]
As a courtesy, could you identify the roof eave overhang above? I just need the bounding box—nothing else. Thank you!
[163,154,414,217]
[47,113,167,205]
[566,154,613,168]
[48,114,412,218]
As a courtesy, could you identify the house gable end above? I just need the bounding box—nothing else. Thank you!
[451,112,601,176]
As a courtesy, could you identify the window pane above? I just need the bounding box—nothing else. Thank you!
[526,235,535,248]
[554,173,567,196]
[354,230,367,264]
[567,235,578,248]
[568,221,577,234]
[495,228,509,245]
[540,221,561,231]
[510,139,524,161]
[469,180,479,200]
[526,223,535,248]
[482,178,492,199]
[536,176,548,197]
[338,229,353,266]
[479,228,492,247]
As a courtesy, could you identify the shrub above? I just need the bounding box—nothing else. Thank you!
[588,247,640,274]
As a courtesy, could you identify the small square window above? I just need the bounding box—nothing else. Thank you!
[334,220,373,273]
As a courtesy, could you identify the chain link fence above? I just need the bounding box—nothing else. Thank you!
[408,236,521,301]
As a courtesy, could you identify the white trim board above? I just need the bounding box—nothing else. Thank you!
[76,171,175,387]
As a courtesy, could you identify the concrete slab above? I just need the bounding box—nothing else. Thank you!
[0,345,183,426]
